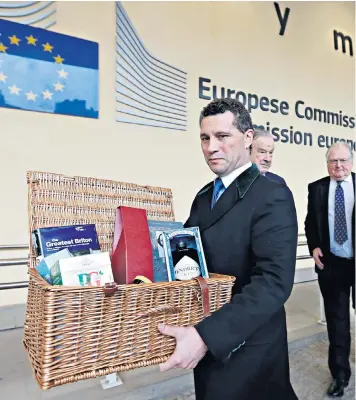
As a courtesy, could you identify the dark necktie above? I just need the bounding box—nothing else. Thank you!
[334,181,348,245]
[211,178,225,209]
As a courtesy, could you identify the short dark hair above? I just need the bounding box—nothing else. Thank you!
[199,98,254,133]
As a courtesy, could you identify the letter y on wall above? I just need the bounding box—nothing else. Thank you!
[274,2,290,36]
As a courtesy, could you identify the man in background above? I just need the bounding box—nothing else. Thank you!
[158,98,298,400]
[251,128,286,184]
[305,142,355,398]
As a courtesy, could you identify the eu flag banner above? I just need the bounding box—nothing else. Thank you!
[0,18,99,118]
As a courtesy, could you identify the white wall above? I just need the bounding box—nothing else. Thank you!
[0,1,354,305]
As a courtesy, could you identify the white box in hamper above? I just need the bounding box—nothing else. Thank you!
[50,252,114,286]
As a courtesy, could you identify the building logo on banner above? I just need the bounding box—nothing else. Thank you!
[115,1,354,149]
[116,2,187,131]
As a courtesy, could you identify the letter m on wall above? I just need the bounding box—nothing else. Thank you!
[334,30,354,57]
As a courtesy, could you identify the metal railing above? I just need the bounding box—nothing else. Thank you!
[0,244,28,250]
[0,281,29,290]
[0,258,28,267]
[0,243,29,269]
[0,244,29,290]
[0,241,313,290]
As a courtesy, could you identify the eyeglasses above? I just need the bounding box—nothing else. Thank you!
[327,158,351,165]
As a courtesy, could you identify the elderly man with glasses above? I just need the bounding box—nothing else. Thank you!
[305,142,355,398]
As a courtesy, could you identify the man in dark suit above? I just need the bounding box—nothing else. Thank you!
[158,98,298,400]
[305,142,355,398]
[251,128,286,185]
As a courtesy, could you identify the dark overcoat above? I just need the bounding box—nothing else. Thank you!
[304,172,355,272]
[185,164,298,400]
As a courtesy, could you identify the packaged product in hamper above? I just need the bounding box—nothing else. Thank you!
[36,248,72,284]
[161,227,209,281]
[50,252,113,286]
[147,219,184,282]
[111,206,154,284]
[32,224,101,259]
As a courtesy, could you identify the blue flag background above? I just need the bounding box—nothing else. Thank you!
[0,18,99,118]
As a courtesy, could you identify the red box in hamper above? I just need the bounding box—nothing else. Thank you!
[111,206,154,284]
[23,171,235,390]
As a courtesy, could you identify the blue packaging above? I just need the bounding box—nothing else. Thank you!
[161,227,209,281]
[32,224,101,258]
[36,248,73,284]
[147,220,184,282]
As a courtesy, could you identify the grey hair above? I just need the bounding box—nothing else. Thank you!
[253,128,274,141]
[325,142,353,161]
[250,128,274,154]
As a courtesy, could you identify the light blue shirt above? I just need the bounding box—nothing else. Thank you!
[328,174,354,258]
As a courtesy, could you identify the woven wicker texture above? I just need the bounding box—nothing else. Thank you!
[23,171,235,390]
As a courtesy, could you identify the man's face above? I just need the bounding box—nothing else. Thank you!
[327,144,353,181]
[200,111,253,177]
[251,136,275,174]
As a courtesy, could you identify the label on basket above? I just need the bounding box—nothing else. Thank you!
[50,252,113,286]
[32,224,101,259]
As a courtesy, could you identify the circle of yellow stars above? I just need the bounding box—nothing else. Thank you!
[0,33,69,102]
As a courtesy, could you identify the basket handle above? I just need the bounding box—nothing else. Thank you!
[135,305,182,319]
[103,277,210,317]
[136,278,210,318]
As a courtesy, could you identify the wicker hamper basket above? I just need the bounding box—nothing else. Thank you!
[23,171,235,390]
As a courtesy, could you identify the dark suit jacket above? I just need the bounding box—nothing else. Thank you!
[304,172,355,273]
[185,164,298,400]
[265,171,286,185]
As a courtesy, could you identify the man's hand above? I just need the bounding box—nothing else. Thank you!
[313,247,324,270]
[158,324,207,372]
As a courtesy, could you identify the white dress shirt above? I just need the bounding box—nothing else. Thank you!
[217,162,252,189]
[328,174,354,259]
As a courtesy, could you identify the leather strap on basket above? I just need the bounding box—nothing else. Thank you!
[194,276,210,317]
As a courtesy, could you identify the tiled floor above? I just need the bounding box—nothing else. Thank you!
[289,337,355,400]
[161,336,356,400]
